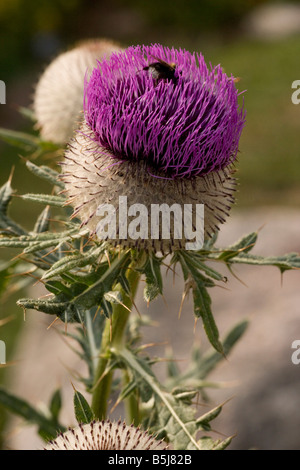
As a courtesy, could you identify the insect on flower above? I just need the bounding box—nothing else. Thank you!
[143,55,178,84]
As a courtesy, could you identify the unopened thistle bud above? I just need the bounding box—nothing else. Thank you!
[33,39,123,145]
[61,44,246,253]
[44,420,167,450]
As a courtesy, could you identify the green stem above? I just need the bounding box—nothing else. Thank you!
[91,265,140,420]
[123,369,140,426]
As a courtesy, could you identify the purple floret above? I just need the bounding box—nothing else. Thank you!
[84,44,246,179]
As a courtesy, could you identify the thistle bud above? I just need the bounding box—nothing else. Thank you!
[33,39,123,145]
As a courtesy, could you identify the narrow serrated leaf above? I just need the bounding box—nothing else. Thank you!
[0,127,41,150]
[116,347,201,450]
[18,106,36,121]
[42,246,104,280]
[0,214,27,236]
[73,388,94,424]
[196,403,223,430]
[21,193,65,207]
[33,206,51,233]
[197,320,249,380]
[143,283,160,303]
[26,161,64,188]
[217,232,258,262]
[104,290,123,305]
[0,179,13,215]
[49,389,62,422]
[193,283,223,354]
[213,435,233,450]
[0,387,62,440]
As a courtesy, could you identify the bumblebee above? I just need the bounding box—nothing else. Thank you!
[143,56,177,84]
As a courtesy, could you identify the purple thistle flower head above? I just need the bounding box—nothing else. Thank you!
[84,44,245,179]
[61,43,246,253]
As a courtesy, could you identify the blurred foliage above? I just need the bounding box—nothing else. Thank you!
[117,0,266,35]
[204,35,300,206]
[0,0,284,76]
[0,0,82,76]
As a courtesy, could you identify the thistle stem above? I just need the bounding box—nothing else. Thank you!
[91,265,140,420]
[123,369,140,426]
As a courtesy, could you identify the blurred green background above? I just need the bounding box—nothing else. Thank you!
[0,0,299,448]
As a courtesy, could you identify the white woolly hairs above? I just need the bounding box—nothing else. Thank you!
[33,39,123,145]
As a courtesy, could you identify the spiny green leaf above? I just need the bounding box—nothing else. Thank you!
[0,228,83,254]
[0,213,27,236]
[193,283,223,355]
[0,127,59,153]
[118,271,131,295]
[41,246,104,280]
[172,389,197,404]
[17,251,131,320]
[229,252,300,273]
[100,298,113,318]
[0,387,64,441]
[0,238,30,249]
[45,280,73,297]
[212,435,233,450]
[197,320,249,380]
[0,178,14,215]
[49,389,62,422]
[196,403,223,431]
[218,231,258,261]
[118,379,138,402]
[33,206,51,233]
[202,232,218,250]
[69,251,131,310]
[195,435,232,450]
[179,251,226,282]
[17,297,69,316]
[25,161,64,189]
[0,127,41,150]
[73,388,94,424]
[168,320,249,388]
[174,250,222,353]
[18,106,36,121]
[143,283,160,303]
[115,347,201,450]
[156,397,198,450]
[23,238,65,254]
[196,436,217,450]
[139,252,163,302]
[104,290,124,305]
[0,262,11,298]
[21,193,65,207]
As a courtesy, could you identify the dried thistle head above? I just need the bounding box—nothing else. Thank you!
[61,44,246,253]
[44,420,167,450]
[33,39,123,145]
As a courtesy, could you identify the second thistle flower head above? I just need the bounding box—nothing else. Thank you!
[62,43,246,253]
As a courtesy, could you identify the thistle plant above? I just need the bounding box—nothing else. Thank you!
[0,41,299,451]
